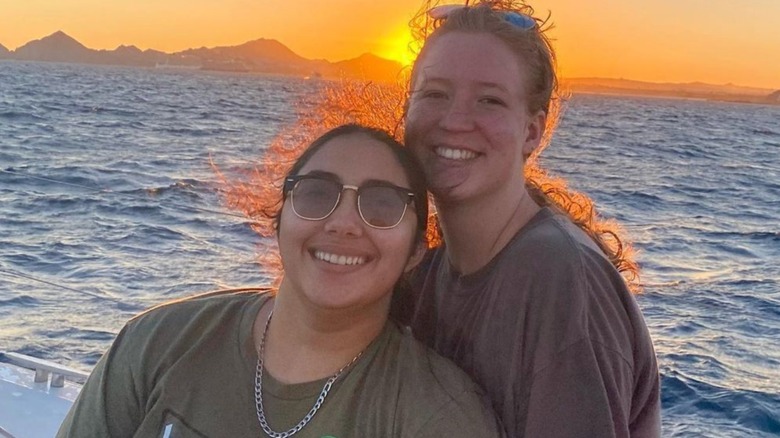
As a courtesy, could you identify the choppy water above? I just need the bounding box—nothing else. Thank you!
[2,61,779,437]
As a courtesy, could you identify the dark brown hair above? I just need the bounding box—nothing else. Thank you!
[278,124,429,242]
[218,122,430,285]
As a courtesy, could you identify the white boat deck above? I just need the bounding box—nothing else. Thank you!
[0,352,87,438]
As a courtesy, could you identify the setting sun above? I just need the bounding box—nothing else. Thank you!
[378,25,417,67]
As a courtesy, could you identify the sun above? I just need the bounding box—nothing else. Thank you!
[378,25,417,67]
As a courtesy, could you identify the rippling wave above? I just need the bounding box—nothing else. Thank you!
[1,61,779,436]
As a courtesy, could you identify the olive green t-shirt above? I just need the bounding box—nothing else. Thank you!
[58,289,503,438]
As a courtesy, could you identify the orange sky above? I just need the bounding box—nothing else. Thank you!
[1,0,779,89]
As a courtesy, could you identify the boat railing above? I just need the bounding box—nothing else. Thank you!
[0,351,90,387]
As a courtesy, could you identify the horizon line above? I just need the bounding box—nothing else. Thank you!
[2,30,778,91]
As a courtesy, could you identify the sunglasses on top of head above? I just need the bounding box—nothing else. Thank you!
[428,4,537,30]
[284,175,416,230]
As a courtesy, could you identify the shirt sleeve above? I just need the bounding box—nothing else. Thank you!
[514,227,660,438]
[56,324,144,438]
[521,338,641,438]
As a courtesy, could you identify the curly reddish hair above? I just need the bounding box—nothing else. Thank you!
[219,0,641,292]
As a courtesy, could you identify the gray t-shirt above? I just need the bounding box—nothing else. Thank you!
[395,208,661,437]
[58,289,504,437]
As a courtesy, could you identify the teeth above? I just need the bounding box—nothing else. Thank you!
[314,251,366,266]
[435,147,477,160]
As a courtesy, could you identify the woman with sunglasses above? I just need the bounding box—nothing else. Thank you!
[58,124,503,437]
[392,1,662,437]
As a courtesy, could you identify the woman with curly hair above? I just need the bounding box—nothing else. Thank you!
[392,1,661,436]
[58,124,504,437]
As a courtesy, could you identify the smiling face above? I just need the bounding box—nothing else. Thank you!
[405,31,545,206]
[276,132,422,314]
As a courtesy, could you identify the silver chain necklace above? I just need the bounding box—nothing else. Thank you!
[254,310,364,438]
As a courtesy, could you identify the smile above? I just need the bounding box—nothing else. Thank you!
[435,147,477,160]
[314,250,366,266]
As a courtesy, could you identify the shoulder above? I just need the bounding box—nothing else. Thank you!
[514,213,660,406]
[393,323,480,394]
[505,208,603,269]
[128,287,271,328]
[499,210,653,365]
[118,287,271,353]
[384,323,504,436]
[499,208,631,303]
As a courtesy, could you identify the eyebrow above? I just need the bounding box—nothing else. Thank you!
[301,170,406,188]
[416,76,510,94]
[302,170,338,180]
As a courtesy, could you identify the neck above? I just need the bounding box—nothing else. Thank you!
[254,285,388,384]
[436,184,540,275]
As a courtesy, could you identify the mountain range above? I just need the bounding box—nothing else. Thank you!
[565,77,780,105]
[1,32,778,104]
[0,31,404,82]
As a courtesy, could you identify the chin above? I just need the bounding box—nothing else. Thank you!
[305,286,365,308]
[309,289,391,315]
[430,183,476,205]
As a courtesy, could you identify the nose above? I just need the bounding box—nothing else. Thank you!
[438,98,474,132]
[323,188,364,236]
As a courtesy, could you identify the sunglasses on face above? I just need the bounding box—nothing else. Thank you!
[284,175,416,229]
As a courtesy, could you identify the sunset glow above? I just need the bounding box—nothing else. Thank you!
[1,0,779,89]
[378,25,417,67]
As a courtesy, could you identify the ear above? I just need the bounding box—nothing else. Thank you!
[404,240,428,273]
[522,109,547,157]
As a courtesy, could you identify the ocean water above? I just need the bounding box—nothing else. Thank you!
[1,61,779,437]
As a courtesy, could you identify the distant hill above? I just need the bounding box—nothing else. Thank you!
[1,32,777,101]
[565,77,778,105]
[1,31,404,82]
[10,31,168,66]
[764,90,780,104]
[566,77,771,96]
[176,38,324,75]
[99,45,168,67]
[185,38,310,65]
[14,31,94,63]
[331,53,407,83]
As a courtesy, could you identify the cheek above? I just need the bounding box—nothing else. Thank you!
[276,203,293,237]
[381,227,419,264]
[481,115,524,151]
[404,107,430,152]
[405,99,435,128]
[277,205,306,254]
